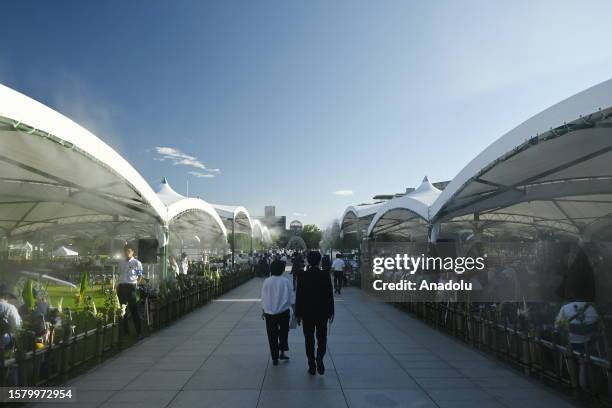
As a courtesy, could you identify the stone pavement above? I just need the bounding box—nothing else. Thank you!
[33,274,580,408]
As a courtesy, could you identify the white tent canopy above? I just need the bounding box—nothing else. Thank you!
[430,78,612,241]
[367,177,441,239]
[341,202,384,235]
[51,245,78,257]
[9,241,33,251]
[154,178,228,249]
[211,203,253,235]
[0,83,166,242]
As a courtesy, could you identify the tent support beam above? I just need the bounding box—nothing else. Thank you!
[9,202,39,235]
[0,154,160,221]
[439,144,612,219]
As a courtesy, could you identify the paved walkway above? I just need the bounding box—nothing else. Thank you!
[39,275,580,408]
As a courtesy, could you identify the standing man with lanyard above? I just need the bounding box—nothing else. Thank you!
[118,244,143,339]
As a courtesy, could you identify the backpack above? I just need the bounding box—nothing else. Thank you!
[567,303,599,341]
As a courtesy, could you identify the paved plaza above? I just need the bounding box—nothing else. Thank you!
[34,274,580,408]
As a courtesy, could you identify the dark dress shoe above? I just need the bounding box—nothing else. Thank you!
[308,363,316,375]
[316,358,325,375]
[272,359,279,366]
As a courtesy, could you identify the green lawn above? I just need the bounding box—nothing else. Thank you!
[45,283,108,310]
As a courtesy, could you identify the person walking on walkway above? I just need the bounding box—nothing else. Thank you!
[331,253,345,294]
[261,260,293,365]
[295,250,334,375]
[117,244,143,339]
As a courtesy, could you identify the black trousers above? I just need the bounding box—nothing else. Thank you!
[333,271,343,293]
[302,316,328,364]
[117,283,142,336]
[264,309,290,360]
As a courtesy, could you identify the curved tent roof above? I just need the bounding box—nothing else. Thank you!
[367,177,441,238]
[211,203,253,234]
[341,202,384,232]
[154,178,227,243]
[0,83,166,240]
[430,78,612,241]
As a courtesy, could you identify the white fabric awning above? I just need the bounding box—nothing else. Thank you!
[430,78,612,241]
[367,177,441,238]
[211,203,253,234]
[51,245,78,257]
[340,202,384,237]
[0,83,166,240]
[154,178,228,247]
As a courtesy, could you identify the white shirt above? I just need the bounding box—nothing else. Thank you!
[261,276,293,315]
[179,259,189,275]
[555,302,599,344]
[332,258,345,271]
[0,300,22,330]
[118,257,143,284]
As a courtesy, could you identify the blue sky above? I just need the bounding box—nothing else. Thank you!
[2,1,612,227]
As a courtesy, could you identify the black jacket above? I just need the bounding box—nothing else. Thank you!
[295,266,334,319]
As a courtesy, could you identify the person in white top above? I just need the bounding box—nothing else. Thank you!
[117,244,143,338]
[0,283,22,350]
[555,302,599,347]
[331,254,345,294]
[261,259,293,365]
[178,253,189,275]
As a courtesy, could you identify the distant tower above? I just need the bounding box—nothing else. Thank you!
[264,206,275,217]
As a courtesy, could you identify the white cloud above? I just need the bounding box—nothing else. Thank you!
[189,171,216,178]
[333,190,354,196]
[293,212,307,217]
[154,146,216,171]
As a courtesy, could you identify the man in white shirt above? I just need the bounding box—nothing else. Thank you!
[178,253,189,275]
[261,260,293,365]
[0,283,22,350]
[331,254,345,294]
[117,244,143,339]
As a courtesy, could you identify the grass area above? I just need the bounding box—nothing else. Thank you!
[45,284,108,310]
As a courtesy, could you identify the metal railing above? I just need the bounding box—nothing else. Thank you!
[0,268,254,387]
[397,301,612,406]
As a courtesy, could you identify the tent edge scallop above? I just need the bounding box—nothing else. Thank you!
[210,204,253,233]
[430,78,612,222]
[366,177,441,237]
[167,198,229,238]
[0,83,168,224]
[341,202,384,228]
[154,178,228,239]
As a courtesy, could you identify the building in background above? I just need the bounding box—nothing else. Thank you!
[289,220,303,234]
[254,205,287,231]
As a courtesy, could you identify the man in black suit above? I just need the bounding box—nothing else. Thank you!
[295,250,334,375]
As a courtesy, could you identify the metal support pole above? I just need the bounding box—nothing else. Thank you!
[231,219,235,270]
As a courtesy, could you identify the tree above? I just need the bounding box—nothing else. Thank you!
[300,224,322,249]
